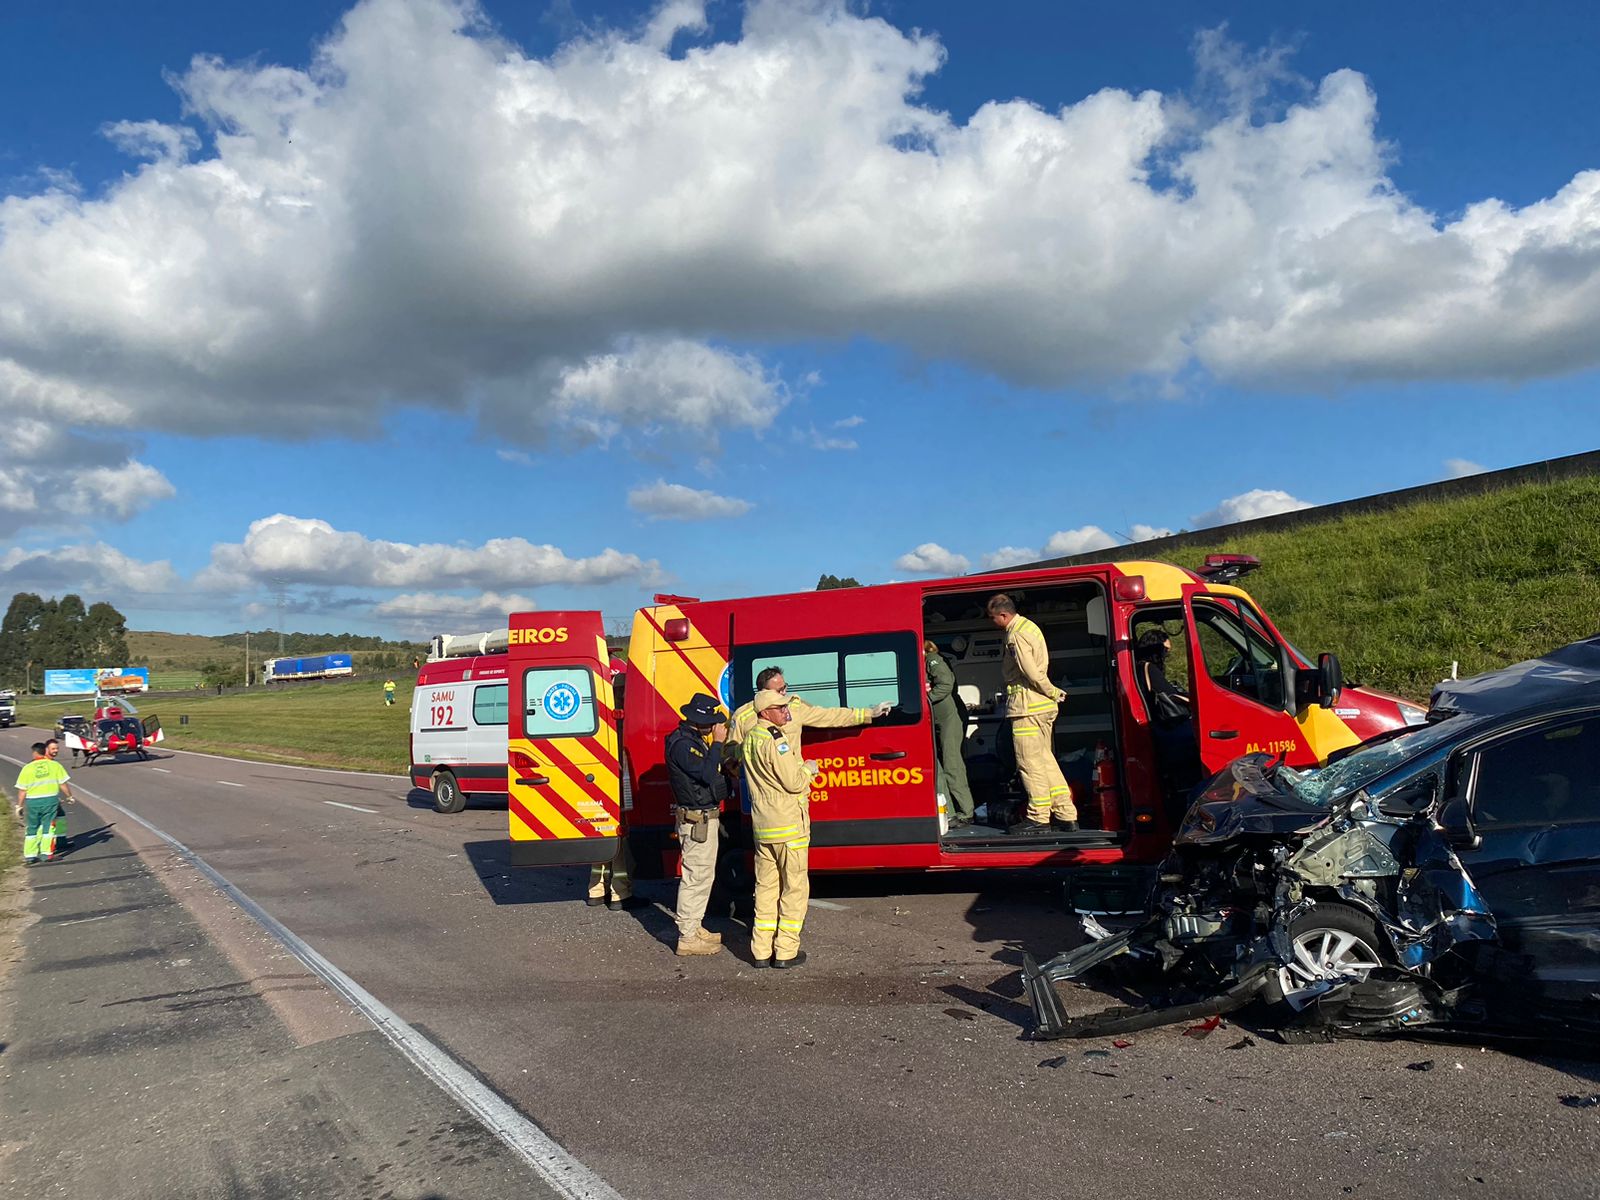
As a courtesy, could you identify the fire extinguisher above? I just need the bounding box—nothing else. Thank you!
[1093,740,1121,832]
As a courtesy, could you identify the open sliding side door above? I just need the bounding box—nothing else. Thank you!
[506,610,621,867]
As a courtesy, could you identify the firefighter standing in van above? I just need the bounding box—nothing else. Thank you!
[924,641,975,826]
[666,693,730,956]
[743,689,820,969]
[987,593,1077,834]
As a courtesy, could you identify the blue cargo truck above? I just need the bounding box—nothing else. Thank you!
[262,652,355,683]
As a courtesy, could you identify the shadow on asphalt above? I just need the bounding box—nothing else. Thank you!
[404,787,507,813]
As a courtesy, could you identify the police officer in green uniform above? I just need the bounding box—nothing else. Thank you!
[924,641,975,826]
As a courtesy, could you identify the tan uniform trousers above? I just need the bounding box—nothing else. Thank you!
[674,810,720,937]
[587,838,635,901]
[751,837,809,962]
[1012,711,1077,823]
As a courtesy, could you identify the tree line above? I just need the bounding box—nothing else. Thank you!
[0,593,131,690]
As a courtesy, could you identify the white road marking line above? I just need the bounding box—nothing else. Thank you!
[161,744,411,782]
[808,899,849,911]
[151,767,171,773]
[323,800,379,814]
[216,780,245,788]
[59,913,115,926]
[56,779,626,1200]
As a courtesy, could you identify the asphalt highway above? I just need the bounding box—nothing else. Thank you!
[7,727,1599,1200]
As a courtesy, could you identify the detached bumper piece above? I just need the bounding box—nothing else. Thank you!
[1023,944,1269,1040]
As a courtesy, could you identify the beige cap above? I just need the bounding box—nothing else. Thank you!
[752,688,790,712]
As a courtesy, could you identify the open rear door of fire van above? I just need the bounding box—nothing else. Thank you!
[506,610,622,867]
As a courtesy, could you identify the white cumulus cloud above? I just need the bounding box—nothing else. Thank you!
[199,513,656,591]
[1192,488,1312,528]
[1127,523,1176,543]
[895,542,970,575]
[627,480,752,520]
[981,545,1040,570]
[1445,457,1486,478]
[0,0,1596,464]
[372,590,537,627]
[1042,526,1120,557]
[0,542,182,596]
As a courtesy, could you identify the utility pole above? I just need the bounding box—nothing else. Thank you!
[245,630,250,688]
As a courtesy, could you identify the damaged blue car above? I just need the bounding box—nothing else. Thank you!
[1024,636,1600,1041]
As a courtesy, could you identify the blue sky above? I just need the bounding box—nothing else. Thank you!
[1,0,1597,639]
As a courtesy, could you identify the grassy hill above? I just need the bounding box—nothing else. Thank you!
[1166,475,1600,700]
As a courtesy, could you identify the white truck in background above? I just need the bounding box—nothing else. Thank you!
[0,689,16,728]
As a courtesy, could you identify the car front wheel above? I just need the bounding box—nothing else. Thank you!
[1276,903,1387,1005]
[431,770,467,814]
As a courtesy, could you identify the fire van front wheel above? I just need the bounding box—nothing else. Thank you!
[431,770,467,814]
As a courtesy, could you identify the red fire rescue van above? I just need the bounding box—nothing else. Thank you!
[501,557,1423,878]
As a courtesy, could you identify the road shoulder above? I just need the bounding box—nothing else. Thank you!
[0,798,559,1200]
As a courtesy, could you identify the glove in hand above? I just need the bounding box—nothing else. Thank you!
[803,759,821,779]
[870,701,894,718]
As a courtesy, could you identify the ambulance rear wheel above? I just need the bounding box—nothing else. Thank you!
[431,770,466,814]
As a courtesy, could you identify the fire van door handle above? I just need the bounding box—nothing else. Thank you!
[870,751,907,760]
[1208,730,1239,740]
[517,775,551,786]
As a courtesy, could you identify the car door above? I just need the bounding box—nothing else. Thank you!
[1455,711,1600,1000]
[728,584,936,858]
[1184,597,1309,774]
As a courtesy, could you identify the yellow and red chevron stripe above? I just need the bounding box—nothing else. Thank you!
[630,604,730,720]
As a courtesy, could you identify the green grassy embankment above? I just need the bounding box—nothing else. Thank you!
[15,677,416,775]
[1168,475,1600,700]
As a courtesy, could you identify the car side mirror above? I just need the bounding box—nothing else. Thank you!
[1437,795,1481,851]
[1295,652,1344,710]
[1376,775,1438,818]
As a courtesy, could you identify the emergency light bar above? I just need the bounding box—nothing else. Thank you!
[1196,554,1262,584]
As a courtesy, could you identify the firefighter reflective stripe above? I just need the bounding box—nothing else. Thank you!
[778,918,804,931]
[752,919,779,932]
[1007,683,1058,715]
[754,822,803,841]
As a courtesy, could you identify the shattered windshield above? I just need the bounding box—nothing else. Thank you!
[1277,719,1464,807]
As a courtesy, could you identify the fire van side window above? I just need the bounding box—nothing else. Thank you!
[473,684,508,726]
[733,633,922,723]
[523,668,598,738]
[1192,601,1286,710]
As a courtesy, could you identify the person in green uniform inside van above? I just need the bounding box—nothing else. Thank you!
[15,740,74,864]
[924,641,975,827]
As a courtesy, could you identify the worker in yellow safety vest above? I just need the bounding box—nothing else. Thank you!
[987,593,1077,835]
[15,740,74,864]
[742,690,819,970]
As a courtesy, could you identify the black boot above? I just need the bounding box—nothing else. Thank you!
[1051,817,1080,832]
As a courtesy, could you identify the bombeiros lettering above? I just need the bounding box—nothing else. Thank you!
[509,626,570,646]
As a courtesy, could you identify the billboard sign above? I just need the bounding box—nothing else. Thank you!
[43,667,152,696]
[44,669,98,696]
[97,667,151,693]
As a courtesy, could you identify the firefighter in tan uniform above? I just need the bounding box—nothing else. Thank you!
[741,689,821,969]
[987,593,1077,834]
[726,666,892,762]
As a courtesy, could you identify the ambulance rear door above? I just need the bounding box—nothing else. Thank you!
[727,583,937,866]
[506,611,622,867]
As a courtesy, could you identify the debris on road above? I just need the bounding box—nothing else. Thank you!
[1183,1016,1224,1040]
[1559,1094,1600,1109]
[1226,1036,1256,1050]
[1406,1060,1436,1072]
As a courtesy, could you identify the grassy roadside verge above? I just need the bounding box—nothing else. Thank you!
[16,677,416,776]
